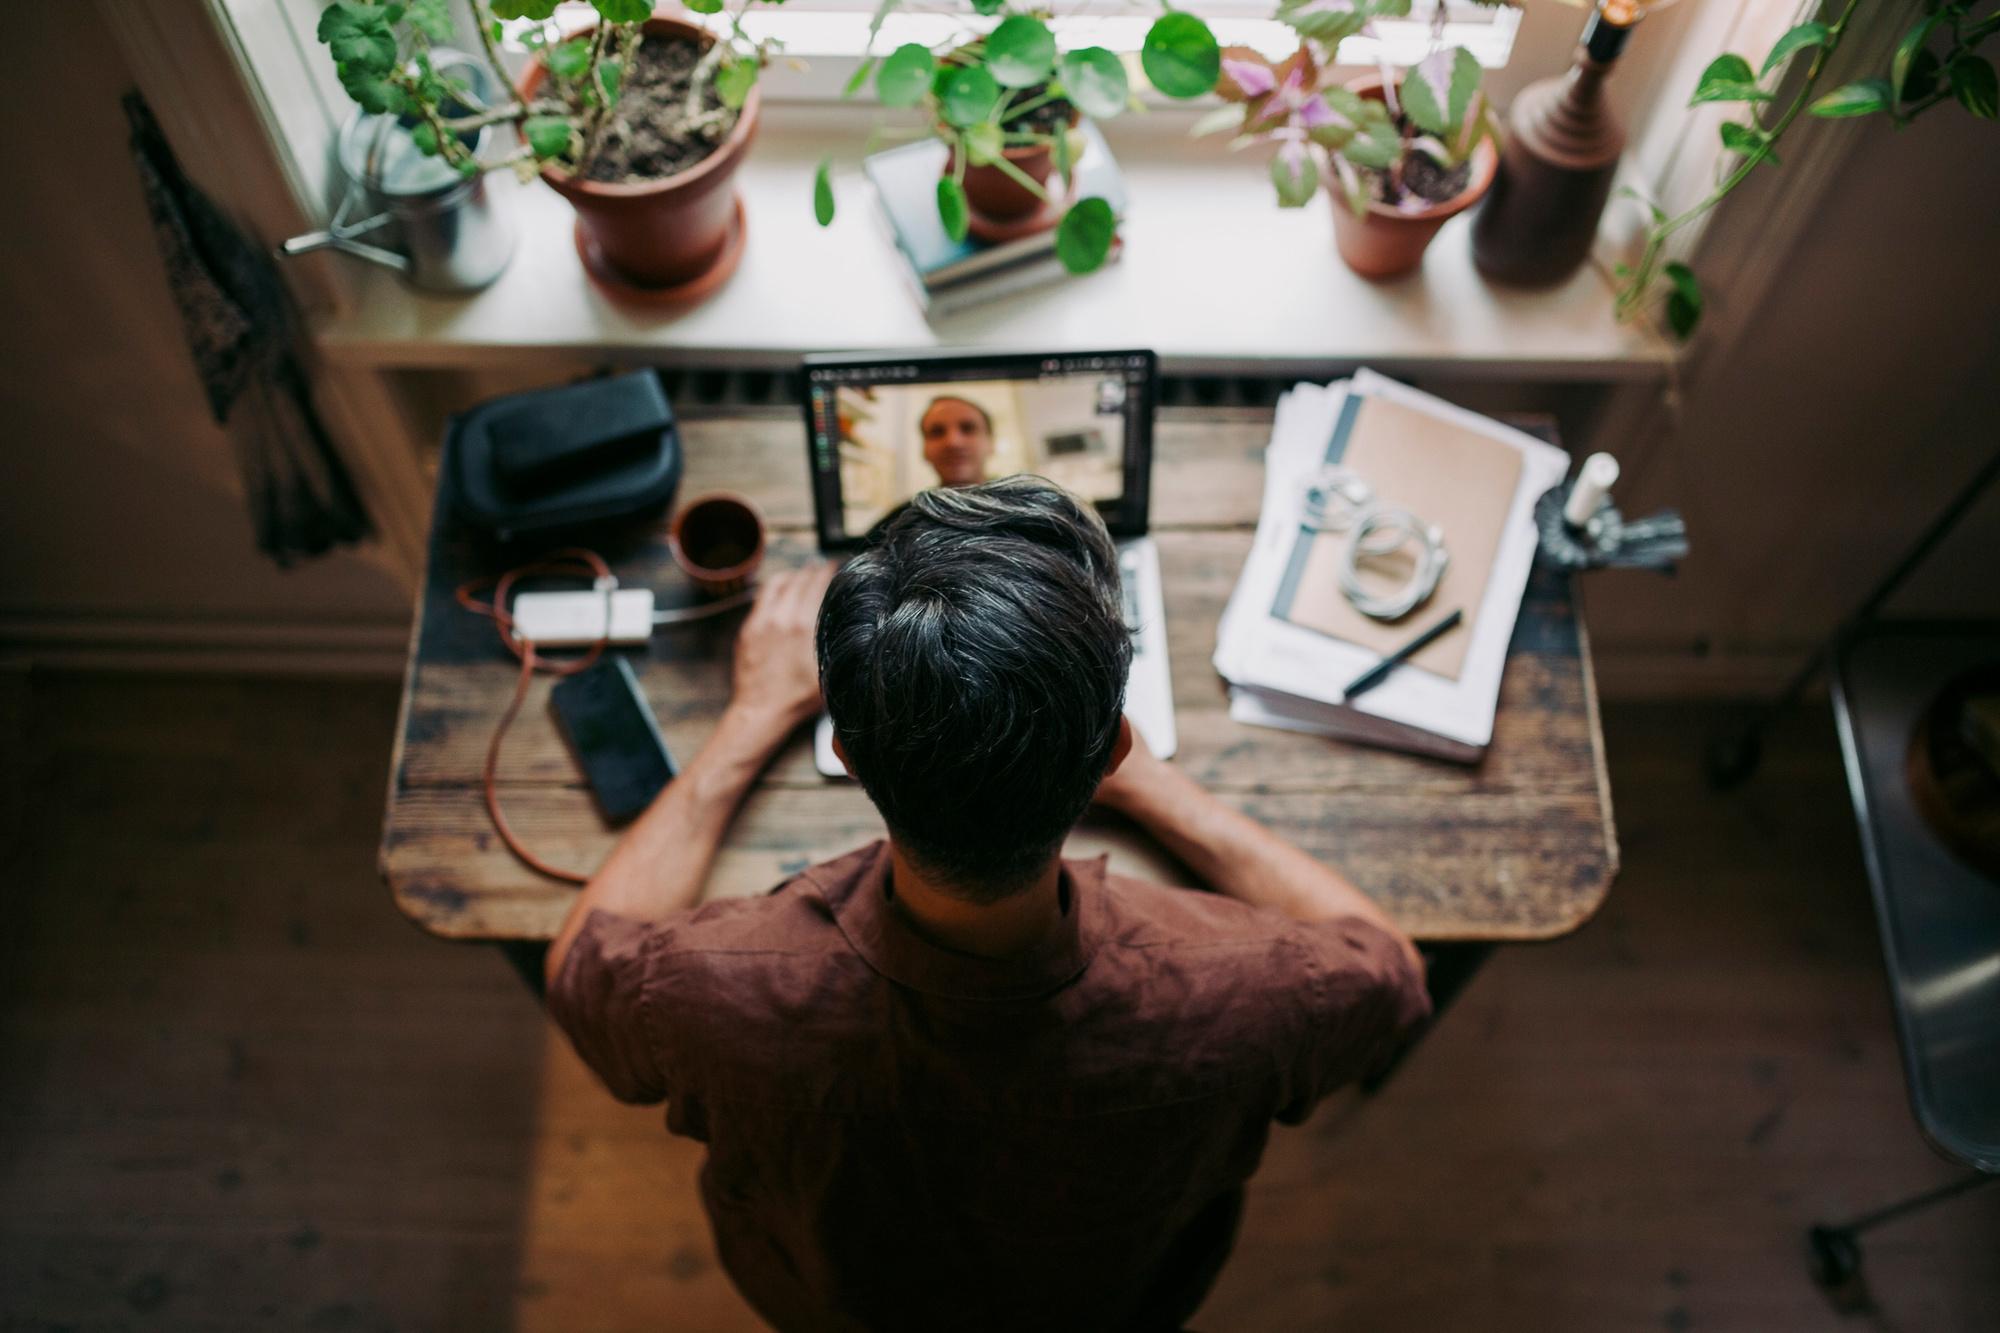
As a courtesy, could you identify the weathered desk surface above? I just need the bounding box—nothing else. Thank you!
[381,407,1617,943]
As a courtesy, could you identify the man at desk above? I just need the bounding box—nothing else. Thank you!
[546,478,1428,1332]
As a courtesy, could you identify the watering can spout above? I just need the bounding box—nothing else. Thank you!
[280,227,412,275]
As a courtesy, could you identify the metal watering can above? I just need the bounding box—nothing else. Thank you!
[282,49,515,294]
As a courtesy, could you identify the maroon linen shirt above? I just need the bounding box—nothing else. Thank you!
[549,841,1429,1332]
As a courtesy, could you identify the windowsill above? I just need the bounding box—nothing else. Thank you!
[309,106,1672,379]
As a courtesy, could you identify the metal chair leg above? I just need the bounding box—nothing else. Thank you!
[1806,1172,1997,1308]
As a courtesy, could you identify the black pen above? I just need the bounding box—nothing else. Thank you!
[1342,608,1464,701]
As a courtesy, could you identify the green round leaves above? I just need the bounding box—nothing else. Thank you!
[524,115,572,160]
[937,64,1001,128]
[987,16,1056,90]
[1055,197,1117,274]
[1059,47,1128,121]
[877,43,935,108]
[1141,14,1220,100]
[937,176,970,243]
[813,158,835,227]
[589,0,652,22]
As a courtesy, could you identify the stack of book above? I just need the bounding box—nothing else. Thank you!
[1213,370,1570,762]
[864,121,1127,318]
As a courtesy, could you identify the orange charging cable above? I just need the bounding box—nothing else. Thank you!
[454,548,613,885]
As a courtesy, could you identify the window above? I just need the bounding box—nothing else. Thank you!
[504,1,1523,103]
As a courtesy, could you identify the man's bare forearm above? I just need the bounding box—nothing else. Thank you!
[1101,759,1421,971]
[544,703,794,986]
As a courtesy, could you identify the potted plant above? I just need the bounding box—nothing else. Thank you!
[1203,0,1500,279]
[314,0,777,297]
[810,3,1223,274]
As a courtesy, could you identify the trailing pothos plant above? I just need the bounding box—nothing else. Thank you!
[314,0,778,178]
[1614,0,2000,339]
[1198,0,1503,214]
[809,2,1224,274]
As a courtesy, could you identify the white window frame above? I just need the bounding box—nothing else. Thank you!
[502,1,1523,104]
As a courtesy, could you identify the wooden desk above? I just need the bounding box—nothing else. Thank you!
[381,407,1617,943]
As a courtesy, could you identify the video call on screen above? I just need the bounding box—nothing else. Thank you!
[809,356,1149,541]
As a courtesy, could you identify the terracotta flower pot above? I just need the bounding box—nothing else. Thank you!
[943,107,1078,222]
[1328,73,1497,281]
[522,15,758,290]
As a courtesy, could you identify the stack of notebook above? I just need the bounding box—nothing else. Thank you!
[1213,371,1569,762]
[864,121,1127,318]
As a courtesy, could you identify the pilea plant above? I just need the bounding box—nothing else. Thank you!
[1615,0,2000,338]
[809,2,1222,274]
[314,0,777,177]
[1200,0,1501,215]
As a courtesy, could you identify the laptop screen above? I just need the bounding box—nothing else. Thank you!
[803,349,1157,551]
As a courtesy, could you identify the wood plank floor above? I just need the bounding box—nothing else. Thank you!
[2,672,1995,1332]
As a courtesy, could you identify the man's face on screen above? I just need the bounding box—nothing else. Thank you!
[920,398,995,488]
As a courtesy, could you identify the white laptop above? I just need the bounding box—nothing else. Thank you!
[801,349,1177,778]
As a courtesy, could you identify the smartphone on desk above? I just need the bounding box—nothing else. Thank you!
[549,657,676,825]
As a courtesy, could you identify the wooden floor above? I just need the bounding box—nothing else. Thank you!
[1,672,1995,1332]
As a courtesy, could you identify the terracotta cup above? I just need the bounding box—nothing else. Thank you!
[669,493,765,596]
[1328,74,1498,281]
[522,16,760,289]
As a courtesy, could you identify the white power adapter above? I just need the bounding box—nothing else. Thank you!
[510,588,656,646]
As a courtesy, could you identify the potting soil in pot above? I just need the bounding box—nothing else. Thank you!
[580,33,739,184]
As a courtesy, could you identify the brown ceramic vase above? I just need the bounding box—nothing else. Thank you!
[1329,74,1497,281]
[522,15,759,290]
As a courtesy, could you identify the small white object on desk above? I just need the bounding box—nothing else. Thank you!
[1563,452,1621,528]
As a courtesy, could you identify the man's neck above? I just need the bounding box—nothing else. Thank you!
[886,844,1065,960]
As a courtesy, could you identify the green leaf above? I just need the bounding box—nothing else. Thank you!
[1891,15,1940,104]
[524,114,571,159]
[876,43,934,108]
[1689,53,1771,106]
[405,0,452,41]
[1278,0,1368,47]
[683,0,723,13]
[548,36,592,80]
[1952,56,1999,119]
[1808,78,1892,117]
[1057,47,1128,122]
[1141,14,1221,100]
[488,0,562,19]
[962,122,1004,166]
[320,2,398,76]
[409,120,441,156]
[1055,197,1117,273]
[1762,22,1828,77]
[937,176,969,242]
[597,57,623,101]
[813,157,836,226]
[971,0,1005,14]
[1270,147,1319,208]
[1718,121,1776,165]
[1190,102,1247,138]
[937,64,1001,128]
[1339,116,1400,171]
[716,56,759,109]
[986,16,1056,90]
[843,55,878,99]
[590,0,652,22]
[1401,46,1481,137]
[1664,261,1702,340]
[338,66,405,115]
[1902,49,1942,103]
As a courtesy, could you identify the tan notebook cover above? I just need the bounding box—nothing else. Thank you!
[1275,392,1524,681]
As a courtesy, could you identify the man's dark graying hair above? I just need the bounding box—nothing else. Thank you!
[817,476,1132,901]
